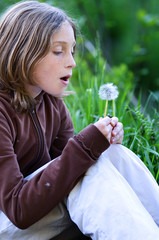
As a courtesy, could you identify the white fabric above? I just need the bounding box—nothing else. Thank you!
[0,159,72,240]
[1,144,159,240]
[67,144,159,240]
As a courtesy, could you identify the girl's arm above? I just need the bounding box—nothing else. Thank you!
[0,100,110,229]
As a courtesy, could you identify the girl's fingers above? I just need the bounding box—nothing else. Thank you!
[94,117,113,141]
[110,117,118,127]
[111,122,123,136]
[111,121,124,144]
[102,116,112,126]
[111,129,124,144]
[94,117,124,143]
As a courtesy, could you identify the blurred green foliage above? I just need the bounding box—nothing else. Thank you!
[38,0,159,94]
[65,49,159,182]
[0,0,17,11]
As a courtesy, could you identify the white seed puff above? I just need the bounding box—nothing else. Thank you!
[99,83,119,100]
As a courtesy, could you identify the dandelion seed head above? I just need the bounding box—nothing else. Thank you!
[99,83,119,100]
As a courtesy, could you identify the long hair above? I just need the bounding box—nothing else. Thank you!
[0,0,76,112]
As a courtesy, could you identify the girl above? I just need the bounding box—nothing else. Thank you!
[0,1,158,240]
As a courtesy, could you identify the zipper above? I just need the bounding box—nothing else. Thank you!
[30,109,44,162]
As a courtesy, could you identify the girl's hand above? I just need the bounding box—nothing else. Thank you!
[94,117,118,142]
[110,117,124,144]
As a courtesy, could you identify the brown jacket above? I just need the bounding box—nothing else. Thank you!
[0,91,109,229]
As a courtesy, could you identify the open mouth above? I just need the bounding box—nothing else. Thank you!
[60,75,71,84]
[60,76,68,81]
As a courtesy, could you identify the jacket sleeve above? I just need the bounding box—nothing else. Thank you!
[0,105,110,229]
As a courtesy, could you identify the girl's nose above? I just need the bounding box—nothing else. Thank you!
[66,54,76,69]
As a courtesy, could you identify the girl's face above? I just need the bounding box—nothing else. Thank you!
[28,21,76,98]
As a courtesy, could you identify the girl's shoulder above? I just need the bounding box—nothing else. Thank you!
[41,92,69,113]
[35,92,71,121]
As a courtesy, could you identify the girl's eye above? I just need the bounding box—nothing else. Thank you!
[53,51,62,55]
[53,50,75,56]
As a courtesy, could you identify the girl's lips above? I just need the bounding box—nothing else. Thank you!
[60,75,71,86]
[60,78,69,86]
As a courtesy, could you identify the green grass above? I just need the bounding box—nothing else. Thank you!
[64,49,159,183]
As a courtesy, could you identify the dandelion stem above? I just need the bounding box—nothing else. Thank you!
[113,100,115,117]
[104,100,108,117]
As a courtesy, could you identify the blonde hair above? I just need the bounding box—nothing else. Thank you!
[0,0,76,112]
